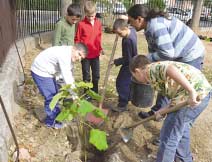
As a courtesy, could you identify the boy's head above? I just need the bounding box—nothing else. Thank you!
[71,43,88,62]
[129,55,151,83]
[66,4,82,25]
[84,1,96,22]
[113,18,129,37]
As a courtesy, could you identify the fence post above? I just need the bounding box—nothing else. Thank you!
[61,0,73,17]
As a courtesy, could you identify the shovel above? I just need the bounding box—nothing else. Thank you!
[120,100,188,143]
[86,34,119,125]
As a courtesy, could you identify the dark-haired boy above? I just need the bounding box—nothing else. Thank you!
[112,18,138,112]
[53,3,81,46]
[31,43,87,129]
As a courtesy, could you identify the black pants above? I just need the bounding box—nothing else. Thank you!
[81,57,100,93]
[116,66,131,107]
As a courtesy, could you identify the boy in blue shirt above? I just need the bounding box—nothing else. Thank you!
[112,19,138,112]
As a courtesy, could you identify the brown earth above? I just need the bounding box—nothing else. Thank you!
[8,32,212,162]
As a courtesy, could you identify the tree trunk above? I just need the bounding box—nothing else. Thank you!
[61,0,73,17]
[191,0,203,32]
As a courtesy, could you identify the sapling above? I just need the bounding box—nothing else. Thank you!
[49,82,108,153]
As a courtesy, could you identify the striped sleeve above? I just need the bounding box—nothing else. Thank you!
[147,18,175,61]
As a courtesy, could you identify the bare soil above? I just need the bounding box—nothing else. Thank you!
[9,32,212,162]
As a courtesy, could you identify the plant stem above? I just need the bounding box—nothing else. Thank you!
[79,120,94,129]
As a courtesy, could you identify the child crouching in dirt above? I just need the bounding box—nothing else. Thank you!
[31,43,87,129]
[129,55,211,162]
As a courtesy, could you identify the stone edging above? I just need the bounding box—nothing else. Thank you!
[0,31,53,162]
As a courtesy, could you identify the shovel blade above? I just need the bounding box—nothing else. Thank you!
[120,128,133,143]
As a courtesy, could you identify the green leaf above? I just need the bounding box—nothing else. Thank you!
[70,102,78,117]
[77,100,94,116]
[89,129,108,151]
[205,37,210,42]
[60,84,71,91]
[55,109,73,122]
[86,89,102,102]
[75,81,93,89]
[92,108,107,120]
[49,92,64,110]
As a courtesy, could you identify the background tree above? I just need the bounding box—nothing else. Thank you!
[147,0,166,10]
[191,0,204,31]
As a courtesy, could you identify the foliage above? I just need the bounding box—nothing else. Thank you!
[50,82,108,151]
[147,0,166,11]
[16,0,60,11]
[204,0,212,6]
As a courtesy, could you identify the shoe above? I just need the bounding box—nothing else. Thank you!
[45,121,64,129]
[84,95,92,102]
[111,106,128,112]
[138,110,155,119]
[152,137,160,146]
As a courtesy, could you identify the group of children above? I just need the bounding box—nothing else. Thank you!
[32,1,136,129]
[31,2,211,162]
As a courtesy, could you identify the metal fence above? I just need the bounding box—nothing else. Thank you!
[16,0,61,39]
[15,0,212,40]
[94,0,212,29]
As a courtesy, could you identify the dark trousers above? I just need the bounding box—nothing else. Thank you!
[81,57,100,93]
[116,66,131,107]
[152,57,204,112]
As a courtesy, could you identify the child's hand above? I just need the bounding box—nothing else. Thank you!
[188,90,200,107]
[155,109,167,121]
[101,50,105,55]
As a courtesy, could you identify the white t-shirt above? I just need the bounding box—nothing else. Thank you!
[31,46,74,85]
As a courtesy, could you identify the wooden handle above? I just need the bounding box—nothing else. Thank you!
[125,100,188,129]
[99,34,119,108]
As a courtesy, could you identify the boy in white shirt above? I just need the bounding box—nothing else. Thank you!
[31,43,87,129]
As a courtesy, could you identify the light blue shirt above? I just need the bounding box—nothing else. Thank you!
[145,17,205,62]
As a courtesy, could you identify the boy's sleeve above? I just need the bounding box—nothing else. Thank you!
[121,39,135,66]
[74,23,81,43]
[58,56,75,85]
[53,22,62,46]
[99,23,103,51]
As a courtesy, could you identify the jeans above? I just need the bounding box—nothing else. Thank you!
[116,66,131,107]
[152,56,204,112]
[31,71,60,125]
[156,91,211,162]
[81,57,100,93]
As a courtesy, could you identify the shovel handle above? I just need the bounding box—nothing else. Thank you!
[99,34,119,108]
[124,100,188,129]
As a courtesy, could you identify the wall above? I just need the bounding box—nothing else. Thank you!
[0,32,52,162]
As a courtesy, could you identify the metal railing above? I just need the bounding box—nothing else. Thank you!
[16,0,61,39]
[95,0,212,29]
[15,0,212,40]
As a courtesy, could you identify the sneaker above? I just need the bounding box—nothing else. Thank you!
[138,110,155,119]
[45,121,64,129]
[152,137,160,146]
[111,106,128,113]
[84,95,92,102]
